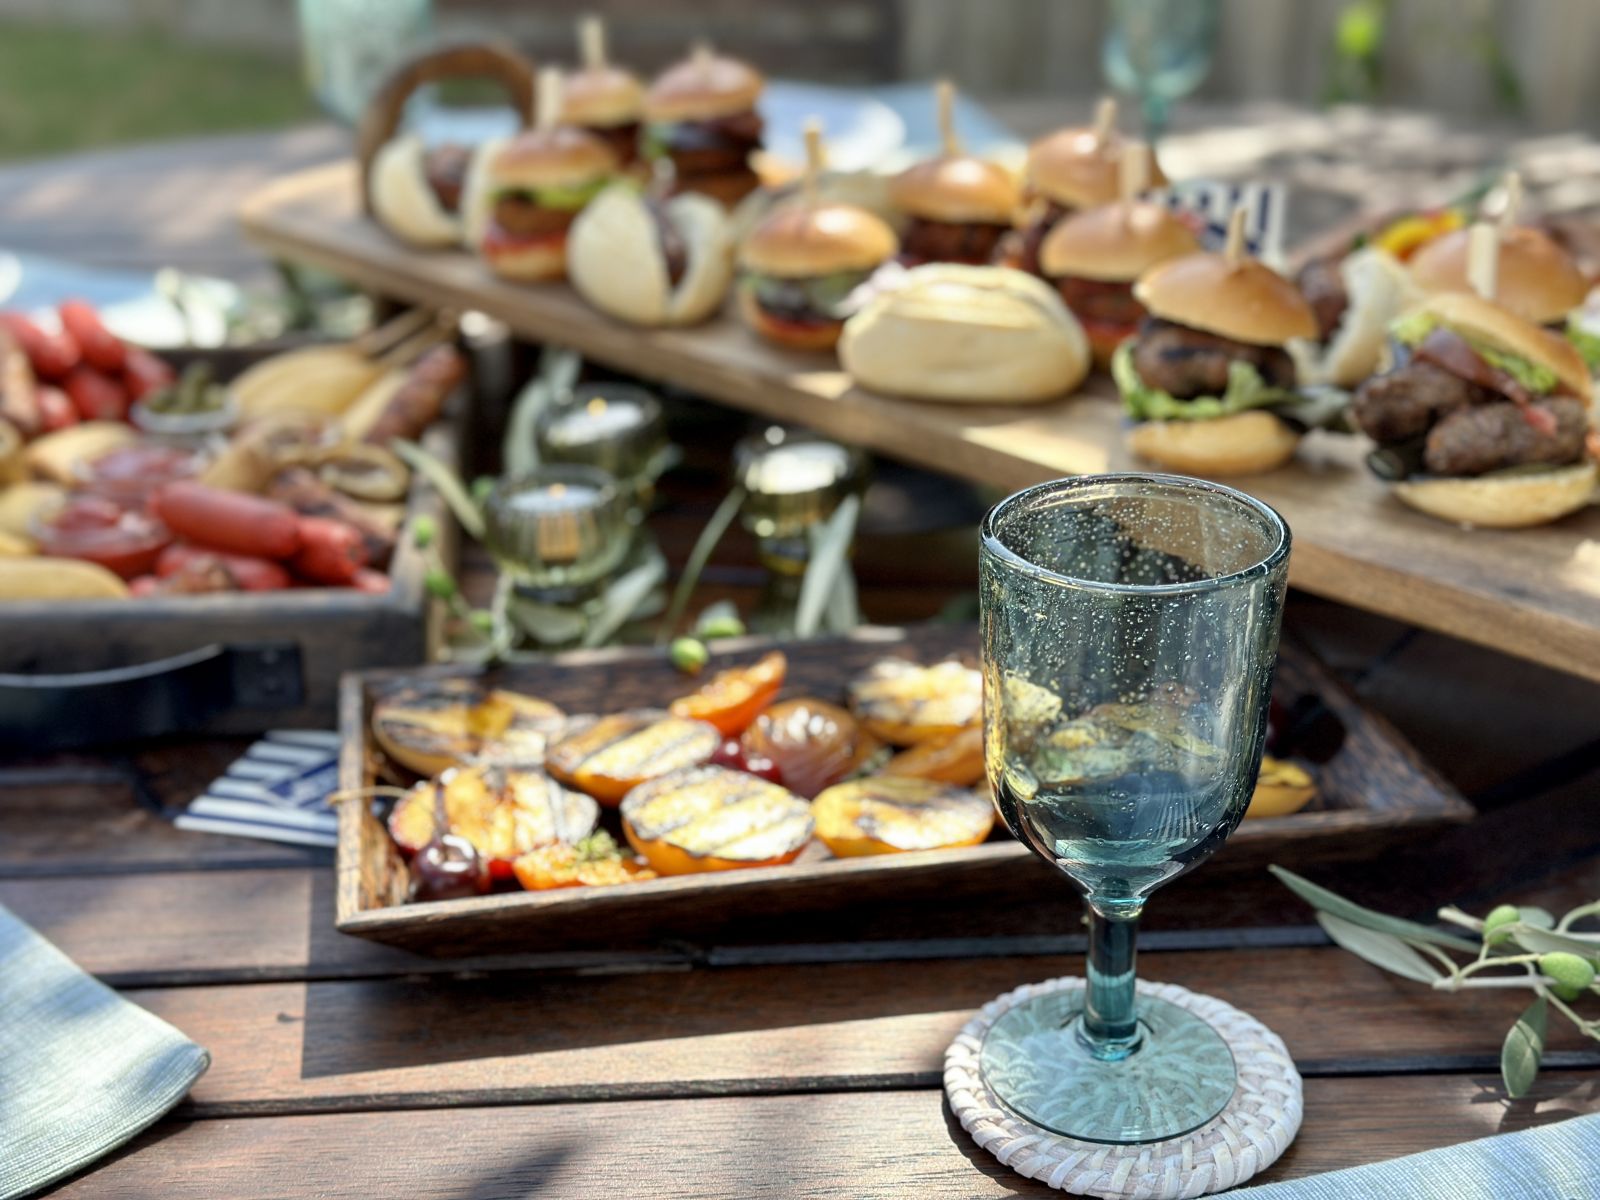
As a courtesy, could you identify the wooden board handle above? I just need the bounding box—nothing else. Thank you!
[356,42,537,216]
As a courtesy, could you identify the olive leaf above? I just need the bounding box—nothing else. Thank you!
[1502,994,1547,1099]
[392,439,486,540]
[796,493,860,638]
[1499,925,1600,958]
[1517,907,1556,930]
[582,548,666,648]
[1270,866,1478,953]
[657,485,746,644]
[1316,912,1441,984]
[503,345,581,478]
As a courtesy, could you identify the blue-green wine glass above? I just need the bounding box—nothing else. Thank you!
[978,473,1289,1144]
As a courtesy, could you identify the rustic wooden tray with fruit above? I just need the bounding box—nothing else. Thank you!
[0,307,467,748]
[335,623,1471,956]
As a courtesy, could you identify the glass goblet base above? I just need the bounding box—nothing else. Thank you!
[978,986,1237,1144]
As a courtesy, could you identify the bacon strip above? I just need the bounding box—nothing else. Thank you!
[1413,327,1564,434]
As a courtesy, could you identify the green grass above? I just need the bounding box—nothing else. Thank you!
[0,22,315,162]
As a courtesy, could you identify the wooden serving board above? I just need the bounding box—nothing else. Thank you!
[335,624,1470,957]
[241,162,1600,684]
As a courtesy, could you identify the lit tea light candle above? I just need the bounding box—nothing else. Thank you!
[482,465,631,592]
[736,429,867,542]
[536,383,665,482]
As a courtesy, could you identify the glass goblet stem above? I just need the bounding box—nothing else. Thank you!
[1082,904,1142,1060]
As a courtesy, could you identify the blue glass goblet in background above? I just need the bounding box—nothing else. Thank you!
[979,473,1289,1143]
[1102,0,1220,145]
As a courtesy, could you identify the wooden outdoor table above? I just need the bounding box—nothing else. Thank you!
[2,102,1599,1196]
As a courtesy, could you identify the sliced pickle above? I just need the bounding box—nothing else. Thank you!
[813,776,994,856]
[620,765,813,875]
[546,710,721,805]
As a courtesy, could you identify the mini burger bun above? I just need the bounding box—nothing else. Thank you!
[1027,126,1167,210]
[840,264,1089,404]
[1135,251,1319,347]
[737,288,845,352]
[1393,460,1598,528]
[1409,291,1593,404]
[568,185,733,326]
[1408,225,1588,326]
[738,202,898,277]
[888,156,1021,226]
[370,134,462,248]
[488,125,619,190]
[1128,411,1301,476]
[1039,200,1200,282]
[561,65,644,128]
[644,50,764,122]
[1290,246,1418,388]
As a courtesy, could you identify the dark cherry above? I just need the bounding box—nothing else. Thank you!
[407,779,491,903]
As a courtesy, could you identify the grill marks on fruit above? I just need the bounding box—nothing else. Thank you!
[372,681,566,775]
[388,766,599,870]
[813,777,994,855]
[847,659,984,745]
[546,711,721,803]
[622,766,812,867]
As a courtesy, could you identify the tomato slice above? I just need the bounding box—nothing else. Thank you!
[669,650,787,736]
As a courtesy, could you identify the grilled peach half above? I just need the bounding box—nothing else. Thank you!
[847,659,983,746]
[1245,755,1317,819]
[880,725,985,786]
[812,776,994,857]
[388,765,599,877]
[372,679,565,776]
[621,766,814,875]
[545,710,722,805]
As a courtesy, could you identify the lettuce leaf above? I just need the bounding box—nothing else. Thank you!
[1389,309,1561,394]
[495,177,610,212]
[1111,342,1295,422]
[1566,317,1600,374]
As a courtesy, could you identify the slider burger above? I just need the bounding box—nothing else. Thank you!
[561,16,644,168]
[887,82,1020,267]
[370,135,498,249]
[568,185,734,326]
[1352,291,1597,528]
[479,70,618,282]
[1010,98,1166,275]
[736,122,898,351]
[1036,143,1198,363]
[1112,210,1319,476]
[1407,224,1588,331]
[840,264,1089,404]
[643,44,765,209]
[1289,246,1417,388]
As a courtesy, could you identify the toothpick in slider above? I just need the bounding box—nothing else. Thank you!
[1223,205,1248,267]
[1495,170,1523,233]
[536,67,564,131]
[1092,97,1117,147]
[1119,140,1151,205]
[1467,221,1500,301]
[578,15,606,70]
[802,117,825,207]
[936,79,961,158]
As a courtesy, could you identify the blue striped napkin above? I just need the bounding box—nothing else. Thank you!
[175,729,341,847]
[1231,1113,1600,1199]
[0,904,208,1199]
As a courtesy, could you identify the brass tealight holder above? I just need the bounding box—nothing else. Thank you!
[481,464,632,599]
[535,383,666,513]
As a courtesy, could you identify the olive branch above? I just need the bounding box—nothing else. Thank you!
[1273,866,1599,1097]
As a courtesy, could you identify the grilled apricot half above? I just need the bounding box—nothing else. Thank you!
[512,833,658,890]
[669,650,786,736]
[880,726,985,786]
[545,710,722,805]
[1245,756,1317,819]
[388,765,599,877]
[813,776,994,857]
[847,659,983,746]
[372,679,565,776]
[621,765,814,875]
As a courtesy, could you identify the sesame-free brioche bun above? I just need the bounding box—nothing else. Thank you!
[737,288,847,351]
[1414,291,1593,404]
[369,134,463,248]
[1290,246,1418,388]
[840,264,1090,404]
[1128,410,1302,476]
[737,202,898,277]
[1408,225,1588,325]
[644,50,764,122]
[489,126,619,189]
[561,65,644,127]
[1027,126,1167,210]
[1039,201,1200,281]
[1135,252,1319,347]
[568,185,733,326]
[888,156,1020,225]
[1393,460,1598,528]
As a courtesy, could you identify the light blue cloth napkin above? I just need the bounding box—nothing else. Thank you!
[1231,1113,1600,1199]
[0,903,209,1199]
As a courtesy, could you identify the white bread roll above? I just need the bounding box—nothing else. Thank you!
[1290,247,1418,388]
[568,185,734,327]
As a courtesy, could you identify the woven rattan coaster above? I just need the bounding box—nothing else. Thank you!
[945,976,1302,1199]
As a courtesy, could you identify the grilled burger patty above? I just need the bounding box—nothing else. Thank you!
[1131,316,1296,399]
[1296,255,1348,343]
[1424,397,1588,476]
[899,217,1010,266]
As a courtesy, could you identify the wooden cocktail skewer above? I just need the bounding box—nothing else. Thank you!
[1119,140,1151,204]
[1223,204,1248,267]
[1494,170,1523,231]
[1467,221,1500,301]
[535,67,563,132]
[1092,97,1117,148]
[936,79,961,158]
[802,118,824,207]
[578,15,607,70]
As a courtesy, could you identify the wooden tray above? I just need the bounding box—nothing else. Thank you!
[335,625,1471,957]
[0,349,460,746]
[240,163,1600,684]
